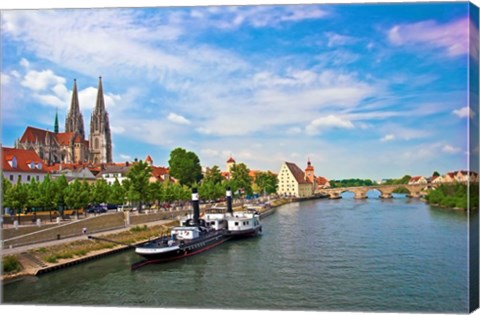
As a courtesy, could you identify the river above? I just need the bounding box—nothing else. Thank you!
[2,192,473,313]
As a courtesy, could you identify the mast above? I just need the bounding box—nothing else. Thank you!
[226,186,233,215]
[192,188,200,226]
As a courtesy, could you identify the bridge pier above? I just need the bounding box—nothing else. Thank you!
[407,192,421,198]
[329,193,342,199]
[354,192,368,199]
[380,193,393,199]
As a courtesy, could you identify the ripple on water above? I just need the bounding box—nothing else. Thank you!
[3,198,471,313]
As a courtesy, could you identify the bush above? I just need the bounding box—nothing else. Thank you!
[426,183,468,210]
[3,255,22,274]
[130,225,148,233]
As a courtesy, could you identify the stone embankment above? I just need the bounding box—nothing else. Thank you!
[2,199,291,283]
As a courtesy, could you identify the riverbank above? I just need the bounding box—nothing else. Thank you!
[2,198,291,282]
[1,220,177,283]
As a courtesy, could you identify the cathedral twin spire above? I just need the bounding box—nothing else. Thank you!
[65,79,85,138]
[63,76,112,163]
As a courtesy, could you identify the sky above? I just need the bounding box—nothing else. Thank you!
[1,0,478,180]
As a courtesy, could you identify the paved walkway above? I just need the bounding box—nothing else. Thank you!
[1,220,173,256]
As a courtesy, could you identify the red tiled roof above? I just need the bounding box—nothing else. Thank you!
[284,162,310,185]
[2,147,47,174]
[55,132,74,145]
[20,127,88,147]
[20,126,57,145]
[151,166,169,177]
[316,176,329,185]
[227,157,235,163]
[145,155,153,162]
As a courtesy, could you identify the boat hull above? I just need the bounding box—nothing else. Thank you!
[227,225,262,238]
[134,233,229,263]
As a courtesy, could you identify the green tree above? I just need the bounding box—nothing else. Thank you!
[147,181,162,206]
[54,175,69,217]
[2,176,13,212]
[254,171,278,195]
[229,163,253,197]
[168,148,203,186]
[204,165,223,184]
[8,182,29,217]
[92,179,111,205]
[108,178,126,205]
[160,180,176,203]
[199,180,224,201]
[432,171,441,177]
[65,179,87,210]
[27,178,41,211]
[38,175,57,220]
[126,160,152,212]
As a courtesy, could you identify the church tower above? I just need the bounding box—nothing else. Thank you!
[89,76,112,163]
[65,79,85,138]
[305,158,315,183]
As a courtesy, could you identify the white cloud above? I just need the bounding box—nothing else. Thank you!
[380,134,395,142]
[325,32,357,47]
[387,18,469,57]
[305,115,354,135]
[21,69,65,91]
[119,154,132,161]
[193,5,329,29]
[452,106,474,118]
[110,126,126,134]
[19,58,30,68]
[1,73,11,85]
[167,112,191,125]
[286,127,302,135]
[442,144,461,154]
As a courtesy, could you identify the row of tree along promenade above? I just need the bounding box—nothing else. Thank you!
[2,147,279,225]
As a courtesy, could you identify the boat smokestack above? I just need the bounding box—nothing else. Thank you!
[192,187,200,225]
[226,186,233,215]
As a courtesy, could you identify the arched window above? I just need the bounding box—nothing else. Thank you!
[95,138,99,149]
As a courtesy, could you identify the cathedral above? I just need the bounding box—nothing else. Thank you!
[15,77,113,165]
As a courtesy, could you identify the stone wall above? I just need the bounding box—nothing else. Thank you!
[3,213,125,248]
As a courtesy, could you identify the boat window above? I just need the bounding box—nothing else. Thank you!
[235,222,239,226]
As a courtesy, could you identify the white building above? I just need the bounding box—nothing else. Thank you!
[277,161,313,198]
[2,147,48,184]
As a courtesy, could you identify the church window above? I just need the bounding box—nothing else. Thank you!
[95,138,99,149]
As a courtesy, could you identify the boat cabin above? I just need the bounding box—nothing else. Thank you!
[204,213,228,230]
[171,226,200,240]
[226,212,261,232]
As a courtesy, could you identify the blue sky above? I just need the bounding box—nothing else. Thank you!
[1,1,478,180]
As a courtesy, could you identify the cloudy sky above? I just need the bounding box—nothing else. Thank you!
[1,1,478,180]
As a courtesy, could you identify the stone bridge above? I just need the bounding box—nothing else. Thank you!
[318,184,436,199]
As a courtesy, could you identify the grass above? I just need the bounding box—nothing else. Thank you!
[28,223,174,265]
[3,255,22,274]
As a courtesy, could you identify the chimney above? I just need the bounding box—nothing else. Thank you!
[192,187,200,226]
[226,186,233,215]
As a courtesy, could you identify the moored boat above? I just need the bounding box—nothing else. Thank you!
[132,188,230,268]
[204,187,262,238]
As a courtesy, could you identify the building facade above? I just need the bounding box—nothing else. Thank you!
[15,77,112,165]
[277,161,314,198]
[2,147,48,184]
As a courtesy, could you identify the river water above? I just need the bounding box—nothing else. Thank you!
[2,192,473,313]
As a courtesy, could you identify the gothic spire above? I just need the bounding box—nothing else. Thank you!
[65,79,85,138]
[94,76,106,114]
[70,79,80,114]
[54,108,59,134]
